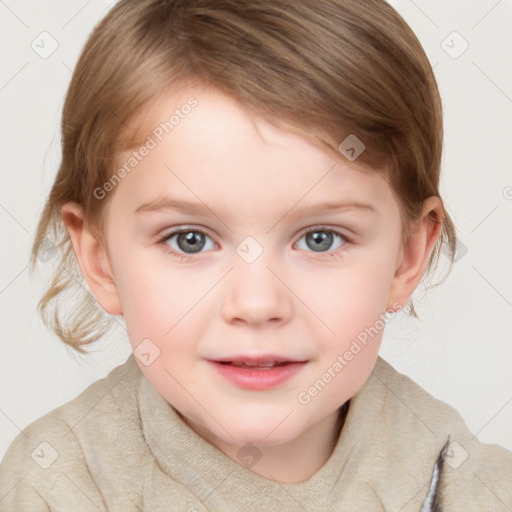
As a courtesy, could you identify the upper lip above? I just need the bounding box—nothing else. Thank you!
[210,355,308,364]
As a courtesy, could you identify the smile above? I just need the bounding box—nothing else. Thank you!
[208,357,308,390]
[225,360,290,369]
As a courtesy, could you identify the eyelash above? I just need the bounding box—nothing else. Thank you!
[157,225,352,262]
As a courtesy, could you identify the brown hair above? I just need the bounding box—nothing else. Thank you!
[31,0,456,352]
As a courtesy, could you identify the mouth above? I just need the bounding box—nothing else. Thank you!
[217,360,298,370]
[213,354,307,368]
[208,356,308,390]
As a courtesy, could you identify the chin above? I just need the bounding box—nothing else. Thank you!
[183,403,314,448]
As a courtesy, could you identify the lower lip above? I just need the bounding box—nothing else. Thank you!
[209,361,307,390]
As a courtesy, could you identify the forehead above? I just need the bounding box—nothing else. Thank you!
[110,85,395,219]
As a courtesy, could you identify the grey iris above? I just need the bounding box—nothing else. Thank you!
[178,232,206,253]
[307,231,333,252]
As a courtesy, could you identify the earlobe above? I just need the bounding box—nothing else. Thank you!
[60,202,122,316]
[387,197,443,310]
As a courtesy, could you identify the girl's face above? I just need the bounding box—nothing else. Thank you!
[100,86,406,448]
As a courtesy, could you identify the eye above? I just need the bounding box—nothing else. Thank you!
[294,227,348,254]
[158,225,350,262]
[159,228,216,257]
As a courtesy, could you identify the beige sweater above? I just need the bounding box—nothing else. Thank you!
[0,354,511,511]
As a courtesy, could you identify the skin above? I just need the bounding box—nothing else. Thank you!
[61,85,443,483]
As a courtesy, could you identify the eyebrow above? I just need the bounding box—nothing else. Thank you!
[134,197,378,218]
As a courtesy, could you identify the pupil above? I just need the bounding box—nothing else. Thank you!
[178,232,205,253]
[308,231,332,252]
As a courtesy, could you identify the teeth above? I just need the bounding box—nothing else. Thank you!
[230,361,281,369]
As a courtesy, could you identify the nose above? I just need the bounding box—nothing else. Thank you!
[221,253,293,327]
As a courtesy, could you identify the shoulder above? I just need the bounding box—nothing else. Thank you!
[0,354,144,511]
[372,357,512,511]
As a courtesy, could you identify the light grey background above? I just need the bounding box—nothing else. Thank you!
[0,0,511,462]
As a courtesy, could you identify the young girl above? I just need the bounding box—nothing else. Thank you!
[1,0,510,510]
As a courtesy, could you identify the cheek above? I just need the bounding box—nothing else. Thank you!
[302,253,396,330]
[121,274,184,339]
[114,252,216,346]
[303,264,393,407]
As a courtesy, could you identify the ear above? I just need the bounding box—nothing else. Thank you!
[60,202,122,316]
[387,196,443,311]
